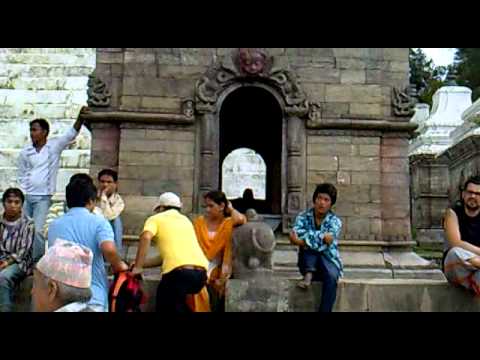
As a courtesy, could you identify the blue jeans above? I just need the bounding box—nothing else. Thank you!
[0,263,26,312]
[23,195,52,262]
[110,216,123,253]
[298,248,340,312]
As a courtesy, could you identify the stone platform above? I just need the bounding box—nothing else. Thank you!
[14,273,480,312]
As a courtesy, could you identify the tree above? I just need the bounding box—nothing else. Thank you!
[452,48,480,101]
[409,48,447,106]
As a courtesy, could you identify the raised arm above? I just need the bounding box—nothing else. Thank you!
[73,106,90,132]
[443,208,480,256]
[227,202,246,227]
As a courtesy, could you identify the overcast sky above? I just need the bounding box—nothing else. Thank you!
[420,48,456,67]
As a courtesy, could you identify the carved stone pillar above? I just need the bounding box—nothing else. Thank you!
[284,115,306,232]
[198,113,220,208]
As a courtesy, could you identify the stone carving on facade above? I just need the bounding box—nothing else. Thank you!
[87,71,111,107]
[195,48,310,117]
[234,48,273,77]
[392,86,416,117]
[181,99,195,118]
[308,101,322,122]
[232,209,276,280]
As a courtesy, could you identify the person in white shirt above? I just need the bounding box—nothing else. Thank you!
[17,106,90,262]
[94,169,125,252]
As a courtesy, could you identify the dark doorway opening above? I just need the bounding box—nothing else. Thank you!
[219,86,283,215]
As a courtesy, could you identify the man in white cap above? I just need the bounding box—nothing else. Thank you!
[132,192,208,313]
[32,239,94,312]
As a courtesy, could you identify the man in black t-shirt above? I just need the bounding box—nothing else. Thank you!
[443,175,480,294]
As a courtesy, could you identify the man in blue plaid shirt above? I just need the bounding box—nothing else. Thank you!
[290,183,343,312]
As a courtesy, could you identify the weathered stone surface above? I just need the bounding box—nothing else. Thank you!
[340,70,366,84]
[307,143,357,156]
[342,251,385,267]
[307,155,339,171]
[325,84,383,103]
[384,251,435,269]
[339,156,380,172]
[350,103,383,116]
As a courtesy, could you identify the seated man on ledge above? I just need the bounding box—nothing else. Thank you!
[443,175,480,294]
[0,188,35,312]
[289,183,343,313]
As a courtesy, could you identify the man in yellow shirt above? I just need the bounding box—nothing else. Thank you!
[132,192,208,313]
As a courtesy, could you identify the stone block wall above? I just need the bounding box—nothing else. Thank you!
[306,132,412,242]
[95,48,408,118]
[409,154,449,245]
[0,48,96,200]
[115,124,196,235]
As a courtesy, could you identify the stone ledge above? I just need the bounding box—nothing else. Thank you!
[307,117,418,133]
[81,111,194,125]
[226,278,480,312]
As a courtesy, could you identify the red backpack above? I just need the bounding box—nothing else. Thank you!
[109,272,147,312]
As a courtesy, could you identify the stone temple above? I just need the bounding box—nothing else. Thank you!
[84,48,435,279]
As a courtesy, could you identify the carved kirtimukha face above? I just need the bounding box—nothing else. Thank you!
[239,48,266,76]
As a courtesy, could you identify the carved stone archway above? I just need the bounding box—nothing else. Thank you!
[194,48,319,232]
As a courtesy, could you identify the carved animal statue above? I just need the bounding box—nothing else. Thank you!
[232,209,276,280]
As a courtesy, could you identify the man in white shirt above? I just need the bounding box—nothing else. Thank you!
[17,106,90,262]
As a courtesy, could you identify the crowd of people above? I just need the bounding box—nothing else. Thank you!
[2,107,480,313]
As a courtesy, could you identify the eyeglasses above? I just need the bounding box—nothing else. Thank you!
[465,190,480,197]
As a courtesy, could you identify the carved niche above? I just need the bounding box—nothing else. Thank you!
[87,71,112,107]
[195,48,316,117]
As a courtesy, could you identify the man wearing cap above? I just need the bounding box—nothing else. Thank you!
[132,192,208,313]
[32,239,94,312]
[48,174,128,312]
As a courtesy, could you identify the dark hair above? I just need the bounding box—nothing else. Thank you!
[98,169,118,182]
[2,187,25,205]
[30,119,50,136]
[66,177,97,208]
[205,190,229,217]
[464,175,480,191]
[69,173,94,185]
[312,183,337,205]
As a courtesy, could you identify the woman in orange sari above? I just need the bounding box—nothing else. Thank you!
[187,190,246,312]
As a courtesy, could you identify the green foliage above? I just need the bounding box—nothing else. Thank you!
[452,48,480,101]
[409,48,447,106]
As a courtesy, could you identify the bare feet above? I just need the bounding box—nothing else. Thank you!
[297,272,313,289]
